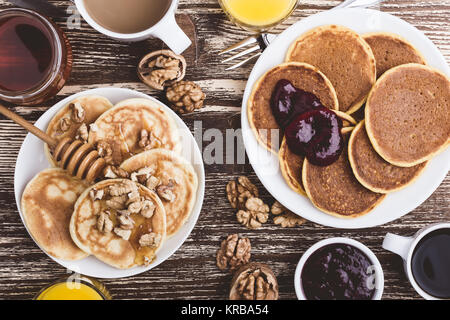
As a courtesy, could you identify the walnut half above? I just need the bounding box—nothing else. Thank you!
[166,81,206,114]
[138,50,186,90]
[236,197,269,229]
[271,201,306,228]
[226,176,259,210]
[230,263,279,300]
[216,234,251,272]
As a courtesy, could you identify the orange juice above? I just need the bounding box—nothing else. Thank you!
[35,281,106,300]
[220,0,297,29]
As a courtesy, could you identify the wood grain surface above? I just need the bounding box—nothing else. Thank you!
[0,0,448,300]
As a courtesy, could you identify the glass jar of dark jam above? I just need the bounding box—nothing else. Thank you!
[0,8,72,105]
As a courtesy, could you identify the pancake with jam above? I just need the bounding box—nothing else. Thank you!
[45,95,114,166]
[120,149,198,237]
[70,179,166,269]
[349,120,428,193]
[248,62,339,153]
[286,25,376,114]
[363,32,426,77]
[278,113,356,196]
[21,168,90,261]
[365,63,450,167]
[88,98,182,166]
[302,136,385,218]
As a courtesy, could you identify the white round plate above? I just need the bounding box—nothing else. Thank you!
[14,88,205,278]
[241,8,450,229]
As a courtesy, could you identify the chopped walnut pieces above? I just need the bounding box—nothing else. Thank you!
[227,176,259,210]
[117,214,135,230]
[109,181,137,197]
[130,167,155,184]
[128,200,143,214]
[166,81,206,114]
[97,211,113,234]
[141,200,156,218]
[105,195,128,210]
[75,123,89,142]
[89,188,104,201]
[230,263,279,300]
[146,176,160,190]
[69,101,85,123]
[138,129,161,151]
[59,117,71,132]
[156,180,176,202]
[236,197,269,229]
[103,165,129,179]
[127,189,141,204]
[96,141,113,164]
[139,233,161,248]
[271,201,306,228]
[138,129,150,149]
[216,234,251,272]
[114,227,132,241]
[138,50,186,90]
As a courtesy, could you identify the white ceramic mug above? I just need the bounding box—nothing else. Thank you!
[74,0,191,54]
[382,222,450,300]
[294,237,384,300]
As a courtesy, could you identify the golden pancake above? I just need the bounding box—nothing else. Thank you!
[302,138,385,218]
[120,149,198,237]
[286,25,376,114]
[278,138,306,196]
[21,168,89,261]
[349,121,428,193]
[70,179,166,269]
[45,95,114,166]
[248,62,338,153]
[365,63,450,167]
[88,98,182,166]
[363,32,426,77]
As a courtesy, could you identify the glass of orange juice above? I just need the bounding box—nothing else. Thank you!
[34,276,111,300]
[219,0,298,32]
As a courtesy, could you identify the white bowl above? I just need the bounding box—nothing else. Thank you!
[14,87,205,279]
[294,237,384,300]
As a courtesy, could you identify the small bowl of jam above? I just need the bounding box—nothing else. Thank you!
[0,8,72,105]
[295,238,384,300]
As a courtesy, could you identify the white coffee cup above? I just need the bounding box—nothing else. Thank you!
[74,0,191,54]
[294,237,384,300]
[382,222,450,300]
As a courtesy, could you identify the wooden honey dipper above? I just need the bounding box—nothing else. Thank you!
[0,103,106,182]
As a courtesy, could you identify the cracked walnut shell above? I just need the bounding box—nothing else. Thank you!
[138,50,186,90]
[230,263,279,300]
[216,234,251,272]
[166,81,206,114]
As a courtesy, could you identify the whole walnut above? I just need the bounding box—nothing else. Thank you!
[229,263,279,300]
[166,81,206,114]
[216,234,251,272]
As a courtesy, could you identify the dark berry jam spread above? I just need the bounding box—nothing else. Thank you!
[301,243,376,300]
[271,79,344,166]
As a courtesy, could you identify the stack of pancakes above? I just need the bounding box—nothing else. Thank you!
[21,97,198,269]
[248,25,450,219]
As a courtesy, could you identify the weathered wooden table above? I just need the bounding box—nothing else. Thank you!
[0,0,448,300]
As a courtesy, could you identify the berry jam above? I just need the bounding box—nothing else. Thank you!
[301,244,376,300]
[271,79,344,166]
